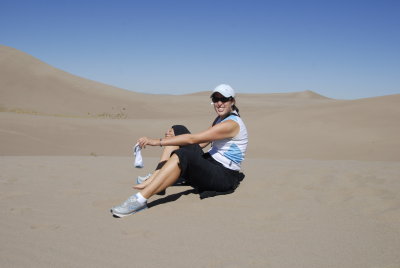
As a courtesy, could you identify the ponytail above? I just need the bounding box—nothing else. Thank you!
[232,104,240,117]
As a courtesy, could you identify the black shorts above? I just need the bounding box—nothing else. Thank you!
[173,146,243,192]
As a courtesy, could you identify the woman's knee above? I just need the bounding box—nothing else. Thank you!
[160,145,179,161]
[171,125,191,135]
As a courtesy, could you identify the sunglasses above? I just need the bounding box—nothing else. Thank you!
[211,96,232,103]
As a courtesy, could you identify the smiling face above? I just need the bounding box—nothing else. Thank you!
[211,92,235,118]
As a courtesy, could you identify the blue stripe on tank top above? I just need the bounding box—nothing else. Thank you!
[223,143,244,164]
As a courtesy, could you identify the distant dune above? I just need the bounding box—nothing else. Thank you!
[0,45,149,118]
[1,45,399,160]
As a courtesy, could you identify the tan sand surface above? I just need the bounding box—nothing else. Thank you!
[1,156,399,267]
[1,45,400,267]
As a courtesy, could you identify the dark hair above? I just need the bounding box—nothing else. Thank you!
[231,98,240,116]
[232,104,240,116]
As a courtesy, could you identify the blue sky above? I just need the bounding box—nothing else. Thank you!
[1,0,399,99]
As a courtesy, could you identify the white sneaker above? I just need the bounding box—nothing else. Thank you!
[111,194,147,217]
[136,173,152,184]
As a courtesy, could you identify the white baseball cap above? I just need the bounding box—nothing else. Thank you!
[211,84,235,98]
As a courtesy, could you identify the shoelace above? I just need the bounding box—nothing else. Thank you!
[122,195,137,206]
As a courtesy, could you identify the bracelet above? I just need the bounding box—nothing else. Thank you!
[160,138,162,147]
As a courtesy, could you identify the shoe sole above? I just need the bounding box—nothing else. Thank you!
[110,206,147,218]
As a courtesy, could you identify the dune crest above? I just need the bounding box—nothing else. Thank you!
[288,90,329,99]
[0,45,146,117]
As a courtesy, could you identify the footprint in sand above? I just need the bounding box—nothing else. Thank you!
[92,198,121,209]
[30,224,62,231]
[0,176,18,185]
[1,191,28,201]
[9,207,33,215]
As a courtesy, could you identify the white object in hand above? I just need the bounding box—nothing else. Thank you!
[133,143,144,168]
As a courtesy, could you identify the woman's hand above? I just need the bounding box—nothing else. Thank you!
[137,137,159,148]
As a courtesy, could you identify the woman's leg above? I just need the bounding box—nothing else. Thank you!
[134,145,179,189]
[136,125,191,186]
[140,154,182,199]
[110,154,182,217]
[160,145,180,162]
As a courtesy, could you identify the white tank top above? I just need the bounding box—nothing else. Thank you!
[208,113,248,171]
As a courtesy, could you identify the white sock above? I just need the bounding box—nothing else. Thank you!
[135,192,148,204]
[133,143,144,168]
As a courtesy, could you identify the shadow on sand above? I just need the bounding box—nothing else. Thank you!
[147,189,197,208]
[112,186,235,218]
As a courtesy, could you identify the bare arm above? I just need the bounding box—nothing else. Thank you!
[198,124,213,148]
[137,120,239,148]
[199,141,210,149]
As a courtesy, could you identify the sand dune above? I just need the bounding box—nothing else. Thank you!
[1,45,399,160]
[1,46,400,267]
[0,45,143,117]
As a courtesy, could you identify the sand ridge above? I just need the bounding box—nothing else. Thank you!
[1,45,399,160]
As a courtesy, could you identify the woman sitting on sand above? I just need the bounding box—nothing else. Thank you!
[111,84,248,217]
